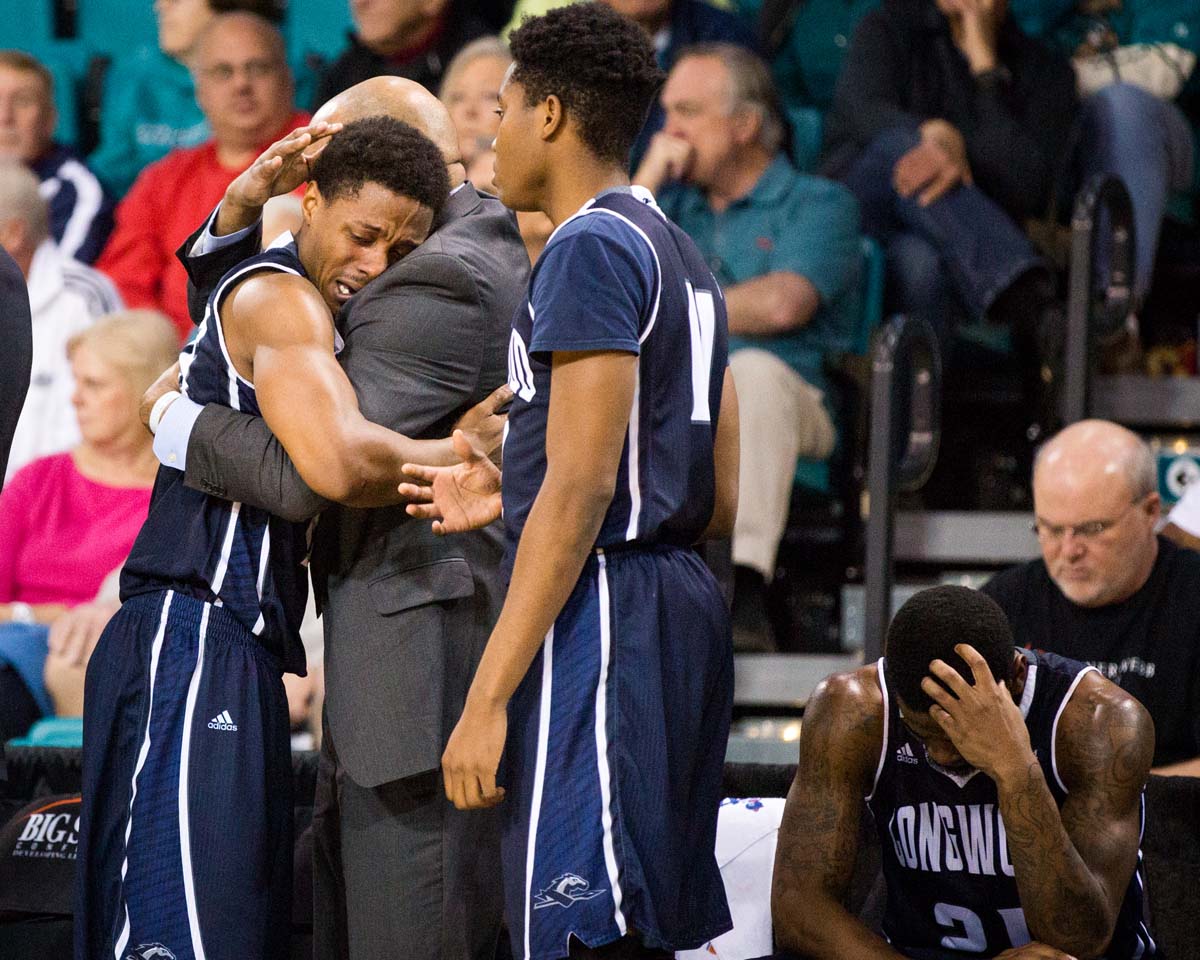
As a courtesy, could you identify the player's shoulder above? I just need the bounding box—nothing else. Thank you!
[222,268,327,337]
[1057,669,1154,781]
[540,208,658,282]
[806,665,885,739]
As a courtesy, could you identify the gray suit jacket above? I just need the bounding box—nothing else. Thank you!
[176,185,528,788]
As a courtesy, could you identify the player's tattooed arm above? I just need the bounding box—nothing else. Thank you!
[1043,675,1153,956]
[772,668,906,960]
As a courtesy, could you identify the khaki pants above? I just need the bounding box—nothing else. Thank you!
[730,348,836,578]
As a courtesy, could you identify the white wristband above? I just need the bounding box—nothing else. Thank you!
[9,601,34,624]
[149,390,182,435]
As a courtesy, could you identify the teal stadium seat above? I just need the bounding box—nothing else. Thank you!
[285,0,356,108]
[8,716,84,749]
[76,0,158,59]
[793,234,885,493]
[787,105,823,174]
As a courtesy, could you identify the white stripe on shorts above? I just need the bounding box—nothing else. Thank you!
[113,590,173,960]
[594,552,627,935]
[524,627,555,960]
[178,603,211,960]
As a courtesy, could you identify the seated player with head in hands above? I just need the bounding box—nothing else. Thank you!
[771,585,1157,960]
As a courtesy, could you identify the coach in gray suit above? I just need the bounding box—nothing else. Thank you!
[158,80,527,958]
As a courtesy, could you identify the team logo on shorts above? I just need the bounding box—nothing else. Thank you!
[207,710,238,732]
[533,873,607,909]
[125,944,177,960]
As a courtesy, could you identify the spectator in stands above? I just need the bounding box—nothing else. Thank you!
[89,0,285,198]
[314,0,491,110]
[772,584,1157,959]
[97,12,309,340]
[823,0,1078,412]
[982,419,1200,775]
[1023,0,1197,315]
[739,0,877,114]
[439,36,510,171]
[0,163,122,480]
[439,38,553,263]
[598,0,759,166]
[0,310,177,741]
[0,51,114,265]
[635,44,860,651]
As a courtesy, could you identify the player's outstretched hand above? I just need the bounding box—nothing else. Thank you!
[442,697,507,810]
[921,643,1035,783]
[994,943,1077,959]
[454,383,512,464]
[399,430,502,535]
[140,361,181,433]
[218,121,343,234]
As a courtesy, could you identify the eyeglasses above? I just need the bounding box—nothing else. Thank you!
[1031,494,1149,543]
[199,59,281,83]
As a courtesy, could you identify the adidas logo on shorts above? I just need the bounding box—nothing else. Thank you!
[207,710,238,732]
[896,742,919,765]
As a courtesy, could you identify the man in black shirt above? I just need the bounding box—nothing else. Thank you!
[982,419,1200,775]
[314,0,490,111]
[822,0,1079,407]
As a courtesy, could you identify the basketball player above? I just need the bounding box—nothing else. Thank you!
[74,118,460,960]
[771,585,1157,959]
[402,5,740,958]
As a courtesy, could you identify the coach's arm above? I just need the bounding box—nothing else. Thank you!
[163,253,499,520]
[771,667,907,959]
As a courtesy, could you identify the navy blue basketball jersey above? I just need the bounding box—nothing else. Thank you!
[500,186,729,561]
[120,236,312,673]
[868,649,1157,959]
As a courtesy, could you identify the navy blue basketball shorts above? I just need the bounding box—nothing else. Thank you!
[74,589,293,960]
[501,546,734,960]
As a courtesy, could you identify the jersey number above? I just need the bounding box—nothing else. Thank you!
[686,282,716,424]
[934,902,1031,953]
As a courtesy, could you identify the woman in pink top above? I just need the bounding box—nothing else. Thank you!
[0,309,179,737]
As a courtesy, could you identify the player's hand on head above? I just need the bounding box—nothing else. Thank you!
[225,121,344,212]
[399,431,503,535]
[921,643,1035,782]
[994,943,1078,959]
[442,697,507,810]
[454,383,512,465]
[140,361,181,433]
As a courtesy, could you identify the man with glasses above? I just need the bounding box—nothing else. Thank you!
[97,12,308,339]
[981,418,1200,775]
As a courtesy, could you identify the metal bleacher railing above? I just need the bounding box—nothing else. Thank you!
[861,315,941,663]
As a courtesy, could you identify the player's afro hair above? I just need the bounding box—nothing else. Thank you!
[310,116,449,217]
[883,586,1016,714]
[508,2,665,166]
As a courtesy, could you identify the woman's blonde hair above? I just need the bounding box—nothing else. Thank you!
[439,36,512,100]
[67,310,180,397]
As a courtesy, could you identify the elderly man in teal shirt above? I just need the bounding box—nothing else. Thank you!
[636,42,861,650]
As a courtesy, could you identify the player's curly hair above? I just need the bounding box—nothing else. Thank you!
[310,116,449,217]
[883,586,1016,714]
[508,2,665,166]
